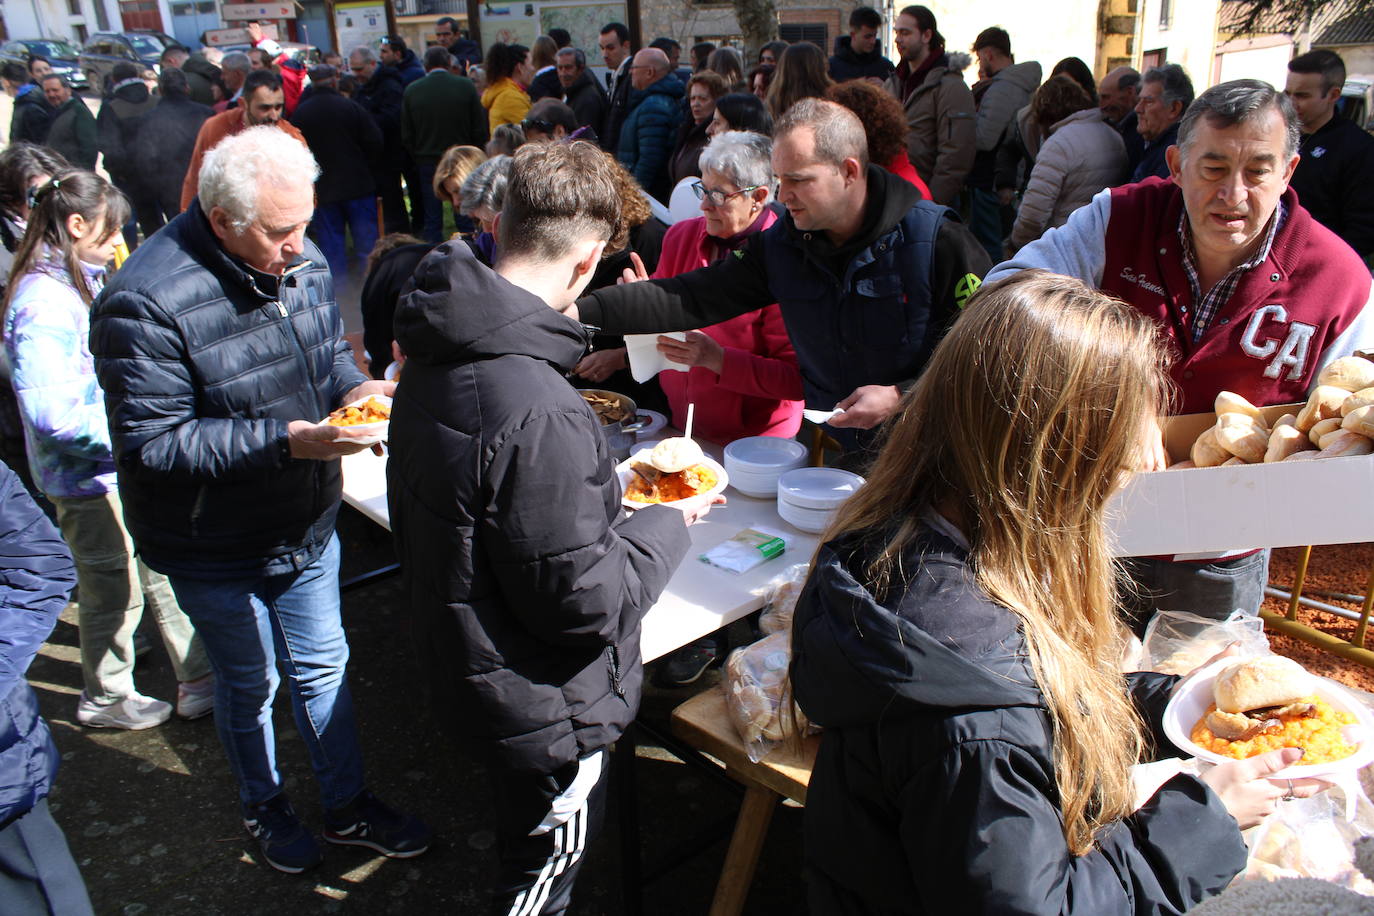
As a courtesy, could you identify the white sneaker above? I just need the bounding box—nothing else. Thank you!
[76,691,173,730]
[176,675,216,720]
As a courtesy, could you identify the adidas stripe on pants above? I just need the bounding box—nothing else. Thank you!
[492,749,609,916]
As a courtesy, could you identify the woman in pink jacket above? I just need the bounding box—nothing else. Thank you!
[650,130,803,447]
[649,131,803,686]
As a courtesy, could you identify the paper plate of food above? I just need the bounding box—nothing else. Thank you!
[1163,655,1374,779]
[616,436,728,508]
[322,395,392,446]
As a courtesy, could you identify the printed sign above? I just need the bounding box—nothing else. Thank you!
[221,2,296,20]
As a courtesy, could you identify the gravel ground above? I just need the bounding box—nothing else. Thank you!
[31,509,807,915]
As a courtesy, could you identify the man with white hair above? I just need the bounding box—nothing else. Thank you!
[90,126,431,875]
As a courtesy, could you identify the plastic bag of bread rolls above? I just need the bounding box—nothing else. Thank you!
[758,564,809,635]
[723,631,814,762]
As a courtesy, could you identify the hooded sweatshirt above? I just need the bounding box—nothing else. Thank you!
[387,241,690,773]
[828,34,895,83]
[790,522,1249,914]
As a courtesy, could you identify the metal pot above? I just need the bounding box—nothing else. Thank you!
[577,389,648,462]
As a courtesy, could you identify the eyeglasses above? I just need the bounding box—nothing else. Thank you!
[691,180,760,206]
[522,117,556,133]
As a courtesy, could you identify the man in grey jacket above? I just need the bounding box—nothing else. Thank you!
[968,27,1040,263]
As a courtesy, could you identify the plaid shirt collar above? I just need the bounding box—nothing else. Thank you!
[1178,201,1286,343]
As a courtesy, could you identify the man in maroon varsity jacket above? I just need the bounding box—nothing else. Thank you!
[988,79,1374,630]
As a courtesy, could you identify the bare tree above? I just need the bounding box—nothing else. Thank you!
[1224,0,1360,41]
[732,0,778,61]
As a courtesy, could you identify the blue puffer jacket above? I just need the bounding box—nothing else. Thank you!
[0,459,76,830]
[90,203,367,580]
[617,73,684,201]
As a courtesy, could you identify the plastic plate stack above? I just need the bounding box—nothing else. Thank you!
[723,436,809,497]
[776,467,865,533]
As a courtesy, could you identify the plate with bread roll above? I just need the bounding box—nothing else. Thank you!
[1163,655,1374,779]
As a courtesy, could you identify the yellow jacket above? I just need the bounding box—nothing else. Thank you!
[482,78,531,131]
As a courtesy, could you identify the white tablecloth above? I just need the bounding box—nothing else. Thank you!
[340,446,819,662]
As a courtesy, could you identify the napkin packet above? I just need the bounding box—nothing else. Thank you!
[625,331,688,383]
[700,526,792,574]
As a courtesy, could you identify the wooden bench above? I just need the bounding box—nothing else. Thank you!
[670,686,819,916]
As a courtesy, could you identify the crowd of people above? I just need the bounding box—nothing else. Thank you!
[0,4,1373,914]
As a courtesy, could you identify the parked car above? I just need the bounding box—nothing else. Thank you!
[79,30,178,92]
[1340,76,1374,133]
[0,38,90,90]
[216,41,322,67]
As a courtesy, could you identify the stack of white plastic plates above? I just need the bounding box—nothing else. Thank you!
[723,436,809,497]
[776,467,865,533]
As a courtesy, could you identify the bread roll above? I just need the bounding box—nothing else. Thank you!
[1190,427,1230,468]
[1341,388,1374,417]
[1317,356,1374,392]
[1283,450,1319,461]
[1264,424,1312,463]
[1215,391,1266,425]
[1297,386,1350,432]
[1221,456,1246,466]
[1317,431,1374,458]
[1213,656,1315,714]
[1214,417,1267,463]
[1342,404,1374,439]
[1273,413,1298,429]
[1309,417,1344,445]
[1319,429,1351,450]
[1168,459,1196,470]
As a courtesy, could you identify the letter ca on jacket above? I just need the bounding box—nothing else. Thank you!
[1239,304,1316,381]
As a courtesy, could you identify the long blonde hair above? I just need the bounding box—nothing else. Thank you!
[824,271,1173,855]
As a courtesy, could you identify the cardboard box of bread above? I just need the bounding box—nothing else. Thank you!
[1107,355,1374,556]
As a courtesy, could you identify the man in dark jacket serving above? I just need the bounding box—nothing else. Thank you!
[91,126,428,876]
[388,141,710,913]
[573,98,989,456]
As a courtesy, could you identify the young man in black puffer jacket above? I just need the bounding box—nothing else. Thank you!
[388,141,713,914]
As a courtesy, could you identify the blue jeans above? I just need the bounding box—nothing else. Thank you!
[312,196,380,284]
[968,187,1006,265]
[166,535,365,810]
[1119,549,1271,637]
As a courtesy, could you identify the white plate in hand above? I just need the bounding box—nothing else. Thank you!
[1162,657,1374,779]
[321,395,391,446]
[615,454,728,508]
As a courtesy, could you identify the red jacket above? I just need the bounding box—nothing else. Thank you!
[652,213,804,445]
[990,177,1374,415]
[884,152,931,201]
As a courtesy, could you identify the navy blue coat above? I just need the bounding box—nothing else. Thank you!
[617,73,683,200]
[0,460,76,829]
[90,204,367,580]
[391,50,425,86]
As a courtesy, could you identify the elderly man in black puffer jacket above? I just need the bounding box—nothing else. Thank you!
[91,126,430,876]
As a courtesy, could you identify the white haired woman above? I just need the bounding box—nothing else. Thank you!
[457,154,511,264]
[647,130,804,685]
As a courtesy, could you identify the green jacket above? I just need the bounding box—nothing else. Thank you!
[401,69,487,164]
[47,98,97,170]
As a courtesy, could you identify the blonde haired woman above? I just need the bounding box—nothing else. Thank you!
[790,271,1321,913]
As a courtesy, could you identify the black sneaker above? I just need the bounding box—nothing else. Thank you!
[653,637,722,688]
[242,795,323,874]
[323,790,431,858]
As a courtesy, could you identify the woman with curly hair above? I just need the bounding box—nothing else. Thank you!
[826,79,931,199]
[766,42,832,121]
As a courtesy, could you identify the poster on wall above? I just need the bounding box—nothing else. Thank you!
[539,3,623,57]
[334,1,388,54]
[479,4,539,48]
